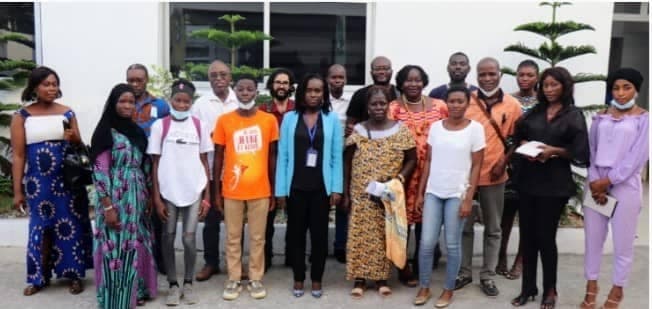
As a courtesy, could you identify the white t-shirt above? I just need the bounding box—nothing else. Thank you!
[330,94,350,133]
[147,117,214,206]
[191,88,238,177]
[426,120,486,199]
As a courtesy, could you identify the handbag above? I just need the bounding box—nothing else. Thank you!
[63,143,93,192]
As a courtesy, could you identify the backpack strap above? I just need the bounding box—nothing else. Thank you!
[191,116,201,139]
[161,116,201,144]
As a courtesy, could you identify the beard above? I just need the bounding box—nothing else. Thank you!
[272,88,291,101]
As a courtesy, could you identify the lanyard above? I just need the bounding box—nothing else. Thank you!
[307,123,317,148]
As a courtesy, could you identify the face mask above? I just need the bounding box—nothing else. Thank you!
[610,93,637,110]
[170,108,191,120]
[239,100,256,110]
[479,87,500,97]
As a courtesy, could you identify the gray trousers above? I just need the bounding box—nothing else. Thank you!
[162,198,200,283]
[459,182,505,280]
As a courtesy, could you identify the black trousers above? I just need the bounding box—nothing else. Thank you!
[266,207,290,266]
[151,208,166,273]
[287,188,330,282]
[518,193,568,294]
[202,180,221,268]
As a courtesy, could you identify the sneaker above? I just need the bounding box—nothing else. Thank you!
[166,285,181,306]
[480,279,499,297]
[222,280,242,301]
[454,275,472,290]
[182,283,197,305]
[248,280,267,299]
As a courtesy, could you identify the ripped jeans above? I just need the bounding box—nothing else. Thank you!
[162,198,200,283]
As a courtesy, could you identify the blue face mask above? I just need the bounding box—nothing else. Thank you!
[610,93,637,110]
[170,108,191,120]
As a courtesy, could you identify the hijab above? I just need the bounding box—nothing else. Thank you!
[90,83,148,163]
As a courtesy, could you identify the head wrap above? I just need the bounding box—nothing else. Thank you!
[607,68,644,92]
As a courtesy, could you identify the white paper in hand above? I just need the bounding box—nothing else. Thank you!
[582,192,618,218]
[365,181,387,198]
[516,141,545,158]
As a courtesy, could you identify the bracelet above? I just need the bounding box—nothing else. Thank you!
[396,174,405,184]
[103,204,114,211]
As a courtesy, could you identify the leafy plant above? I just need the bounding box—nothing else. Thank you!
[189,14,273,80]
[502,2,606,83]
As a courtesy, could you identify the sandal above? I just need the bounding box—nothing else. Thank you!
[600,298,621,309]
[293,281,304,298]
[541,289,557,309]
[505,262,522,280]
[351,279,366,299]
[136,298,147,306]
[69,279,84,295]
[23,284,44,296]
[377,281,392,297]
[495,259,508,276]
[580,284,598,309]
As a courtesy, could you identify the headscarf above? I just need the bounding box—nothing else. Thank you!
[607,68,644,92]
[90,83,148,163]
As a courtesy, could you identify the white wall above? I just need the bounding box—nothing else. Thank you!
[372,2,614,107]
[39,2,164,141]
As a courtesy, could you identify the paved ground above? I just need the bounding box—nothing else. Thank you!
[0,246,647,309]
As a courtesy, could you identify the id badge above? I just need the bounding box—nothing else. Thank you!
[306,149,318,167]
[150,106,158,118]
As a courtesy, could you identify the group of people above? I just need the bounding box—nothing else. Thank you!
[10,51,647,309]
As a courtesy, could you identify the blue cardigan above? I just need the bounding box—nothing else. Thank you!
[275,110,343,197]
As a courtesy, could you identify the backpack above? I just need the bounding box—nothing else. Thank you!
[160,115,202,145]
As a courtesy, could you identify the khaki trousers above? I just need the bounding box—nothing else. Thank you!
[224,198,269,281]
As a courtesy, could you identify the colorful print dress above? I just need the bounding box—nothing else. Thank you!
[388,99,448,224]
[21,109,93,287]
[92,130,157,309]
[345,123,416,280]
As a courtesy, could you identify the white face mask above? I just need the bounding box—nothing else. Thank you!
[238,100,256,110]
[479,87,500,97]
[611,93,638,110]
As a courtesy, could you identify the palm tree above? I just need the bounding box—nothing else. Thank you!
[502,2,606,83]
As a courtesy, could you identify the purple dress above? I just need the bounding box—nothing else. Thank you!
[584,111,649,286]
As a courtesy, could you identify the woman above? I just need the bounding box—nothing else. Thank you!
[497,59,540,280]
[276,74,343,298]
[90,84,157,308]
[10,66,93,296]
[414,86,485,307]
[580,68,648,309]
[388,65,448,283]
[344,85,417,298]
[510,67,589,309]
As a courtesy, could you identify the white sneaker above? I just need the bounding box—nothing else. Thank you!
[248,280,267,299]
[166,285,181,306]
[222,280,242,301]
[182,283,197,305]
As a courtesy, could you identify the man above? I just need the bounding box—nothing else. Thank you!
[214,74,278,300]
[262,68,296,270]
[345,56,399,136]
[326,64,349,263]
[455,57,522,297]
[191,60,238,282]
[428,52,479,100]
[126,63,170,274]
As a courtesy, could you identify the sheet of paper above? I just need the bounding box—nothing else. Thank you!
[582,193,618,218]
[516,141,545,158]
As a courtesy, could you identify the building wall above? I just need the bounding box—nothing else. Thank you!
[39,2,163,141]
[37,2,614,139]
[372,2,614,107]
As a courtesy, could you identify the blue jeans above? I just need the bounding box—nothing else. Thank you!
[418,193,466,290]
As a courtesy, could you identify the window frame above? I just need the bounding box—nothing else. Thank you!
[163,1,375,93]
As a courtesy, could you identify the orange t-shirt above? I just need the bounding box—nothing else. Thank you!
[213,109,279,200]
[465,91,522,186]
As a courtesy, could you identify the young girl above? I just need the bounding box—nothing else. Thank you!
[148,79,212,306]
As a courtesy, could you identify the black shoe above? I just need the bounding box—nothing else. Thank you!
[480,279,499,297]
[454,275,472,290]
[334,249,346,264]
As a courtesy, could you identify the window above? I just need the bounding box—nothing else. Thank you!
[168,2,367,84]
[0,2,35,62]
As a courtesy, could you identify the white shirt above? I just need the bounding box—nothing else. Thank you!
[426,120,486,199]
[330,94,350,132]
[191,88,238,177]
[147,118,214,206]
[24,115,65,144]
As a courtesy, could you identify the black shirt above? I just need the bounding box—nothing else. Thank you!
[345,84,399,122]
[513,104,590,197]
[291,114,325,192]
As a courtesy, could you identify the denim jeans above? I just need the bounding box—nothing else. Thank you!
[418,193,466,290]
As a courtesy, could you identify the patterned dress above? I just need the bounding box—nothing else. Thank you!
[345,123,416,280]
[93,130,156,309]
[21,109,93,287]
[388,99,448,224]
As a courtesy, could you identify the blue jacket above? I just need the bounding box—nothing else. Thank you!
[275,110,343,197]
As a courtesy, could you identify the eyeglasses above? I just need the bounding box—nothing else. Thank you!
[273,80,290,86]
[209,72,230,80]
[372,66,391,72]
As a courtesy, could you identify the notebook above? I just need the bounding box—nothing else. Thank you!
[582,192,618,218]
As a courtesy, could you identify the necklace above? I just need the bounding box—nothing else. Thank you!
[401,94,428,137]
